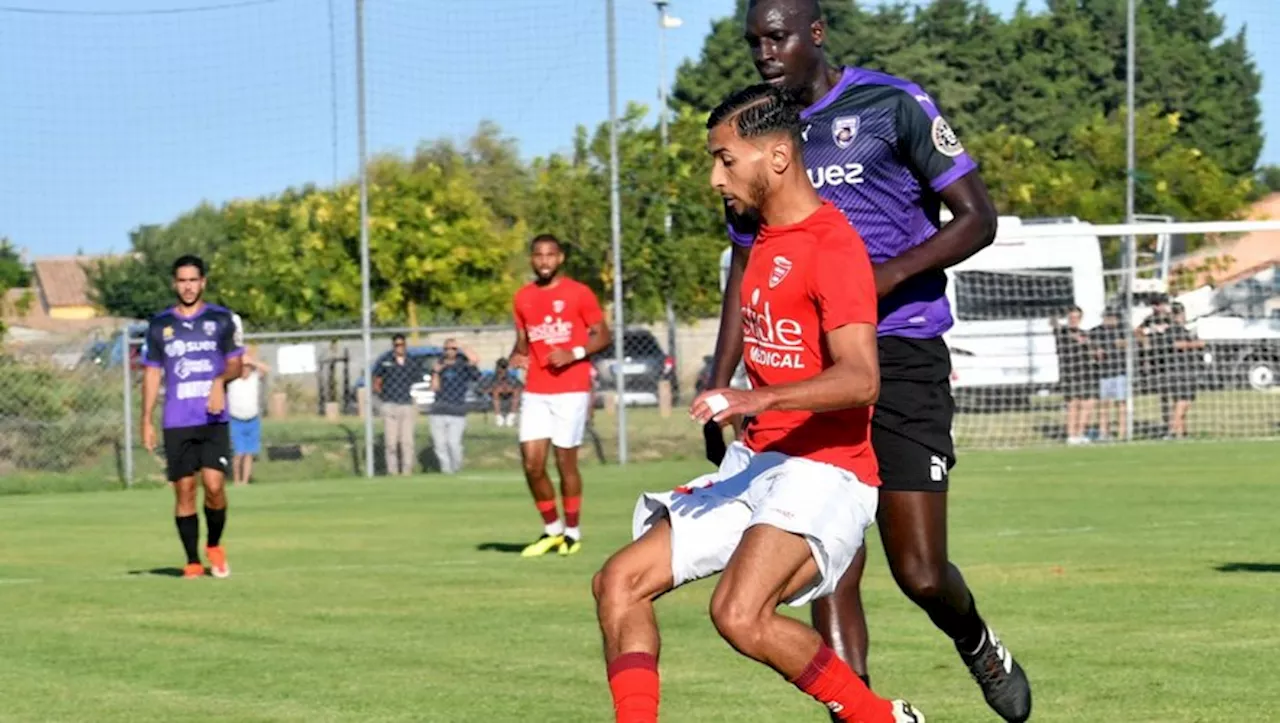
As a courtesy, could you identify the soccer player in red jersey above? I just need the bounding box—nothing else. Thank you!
[509,234,612,557]
[591,84,924,723]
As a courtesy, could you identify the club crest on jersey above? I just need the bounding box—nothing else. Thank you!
[832,116,859,149]
[162,326,174,339]
[931,116,965,157]
[203,320,217,336]
[768,256,793,289]
[552,299,565,314]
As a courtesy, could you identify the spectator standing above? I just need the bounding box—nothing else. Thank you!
[1163,303,1204,438]
[228,345,269,485]
[490,357,522,427]
[430,338,480,474]
[1090,309,1129,441]
[374,334,424,476]
[1053,306,1098,445]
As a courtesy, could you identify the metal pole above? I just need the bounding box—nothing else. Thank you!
[122,332,134,487]
[1122,0,1137,442]
[356,0,375,477]
[328,0,340,186]
[607,0,628,464]
[656,1,677,398]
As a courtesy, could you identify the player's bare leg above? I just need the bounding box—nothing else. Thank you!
[712,525,912,723]
[810,546,870,680]
[201,466,230,578]
[172,475,203,578]
[519,439,564,556]
[879,491,1030,722]
[593,518,675,723]
[554,445,583,554]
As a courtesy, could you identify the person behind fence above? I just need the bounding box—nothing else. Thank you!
[489,357,521,427]
[1091,307,1129,441]
[228,344,269,485]
[1162,302,1204,439]
[593,83,922,723]
[1053,305,1098,445]
[374,333,424,476]
[429,338,480,474]
[140,254,243,580]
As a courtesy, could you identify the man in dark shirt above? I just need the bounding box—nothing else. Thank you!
[1053,306,1098,445]
[1162,303,1204,438]
[706,1,1030,720]
[430,338,481,474]
[373,334,425,475]
[141,254,244,580]
[1090,308,1130,440]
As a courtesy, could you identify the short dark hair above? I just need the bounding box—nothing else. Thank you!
[392,333,406,344]
[706,83,806,149]
[749,0,823,25]
[530,233,563,252]
[172,254,206,278]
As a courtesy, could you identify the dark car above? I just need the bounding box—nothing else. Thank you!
[591,329,677,406]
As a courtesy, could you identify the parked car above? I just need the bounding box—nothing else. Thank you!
[591,329,677,406]
[82,323,148,372]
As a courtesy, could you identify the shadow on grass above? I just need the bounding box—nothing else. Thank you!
[127,567,187,577]
[1215,562,1280,574]
[475,542,528,554]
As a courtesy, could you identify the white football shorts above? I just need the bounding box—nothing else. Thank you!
[632,441,877,606]
[518,391,591,449]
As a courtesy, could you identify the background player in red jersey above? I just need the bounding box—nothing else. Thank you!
[509,234,612,558]
[592,85,923,723]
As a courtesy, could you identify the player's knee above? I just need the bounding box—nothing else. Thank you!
[521,456,545,480]
[892,555,947,602]
[708,591,768,658]
[594,558,645,611]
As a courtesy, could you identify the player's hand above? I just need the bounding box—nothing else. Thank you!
[702,420,727,467]
[690,388,769,425]
[872,261,908,299]
[142,422,157,453]
[508,352,528,369]
[206,383,226,415]
[546,347,576,369]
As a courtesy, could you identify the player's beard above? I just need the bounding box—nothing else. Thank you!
[533,265,559,286]
[746,170,770,222]
[176,289,203,309]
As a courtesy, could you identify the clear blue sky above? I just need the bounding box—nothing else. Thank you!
[0,0,1275,258]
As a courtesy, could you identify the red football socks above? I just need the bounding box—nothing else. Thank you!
[606,652,659,723]
[534,499,559,525]
[564,495,582,529]
[792,645,894,723]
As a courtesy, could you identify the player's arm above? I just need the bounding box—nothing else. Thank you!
[874,92,998,298]
[711,242,751,389]
[140,321,164,451]
[207,314,244,415]
[547,288,612,369]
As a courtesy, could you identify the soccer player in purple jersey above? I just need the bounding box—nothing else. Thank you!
[704,1,1032,721]
[141,255,245,580]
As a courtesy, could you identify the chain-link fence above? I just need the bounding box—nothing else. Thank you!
[2,3,1279,494]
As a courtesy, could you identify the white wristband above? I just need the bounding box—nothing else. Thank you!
[572,346,586,361]
[704,393,730,416]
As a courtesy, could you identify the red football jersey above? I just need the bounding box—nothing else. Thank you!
[739,202,880,485]
[513,278,604,394]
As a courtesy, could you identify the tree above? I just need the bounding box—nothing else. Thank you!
[87,202,229,320]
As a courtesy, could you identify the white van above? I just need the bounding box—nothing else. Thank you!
[944,217,1106,409]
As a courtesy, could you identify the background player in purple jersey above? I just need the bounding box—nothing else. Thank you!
[141,255,245,580]
[704,1,1031,721]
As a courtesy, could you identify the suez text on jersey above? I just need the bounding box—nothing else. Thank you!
[806,163,864,189]
[740,287,806,371]
[164,339,220,358]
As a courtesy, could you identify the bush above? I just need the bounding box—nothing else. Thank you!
[0,356,121,474]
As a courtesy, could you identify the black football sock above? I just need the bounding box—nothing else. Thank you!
[175,514,200,564]
[204,506,227,548]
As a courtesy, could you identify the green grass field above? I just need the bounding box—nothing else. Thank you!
[2,441,1278,722]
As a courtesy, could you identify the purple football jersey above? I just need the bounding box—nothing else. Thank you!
[728,67,978,338]
[143,304,245,429]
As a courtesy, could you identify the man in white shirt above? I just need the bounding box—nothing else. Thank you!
[228,346,269,485]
